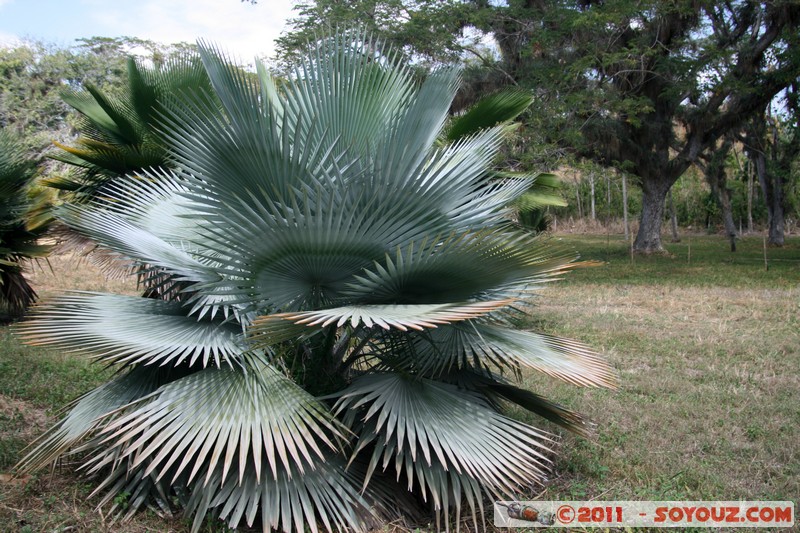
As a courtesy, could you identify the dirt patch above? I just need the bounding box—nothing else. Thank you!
[0,395,50,436]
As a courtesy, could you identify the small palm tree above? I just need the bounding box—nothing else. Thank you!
[0,129,50,318]
[48,54,214,199]
[445,89,567,232]
[18,34,615,532]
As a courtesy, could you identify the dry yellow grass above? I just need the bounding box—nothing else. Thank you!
[26,253,139,298]
[525,279,798,506]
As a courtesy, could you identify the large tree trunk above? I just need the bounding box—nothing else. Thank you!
[744,111,790,246]
[751,148,785,246]
[769,184,786,246]
[634,178,671,253]
[721,191,738,251]
[710,177,738,251]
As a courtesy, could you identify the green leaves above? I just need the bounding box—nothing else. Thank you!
[446,89,534,142]
[0,128,51,316]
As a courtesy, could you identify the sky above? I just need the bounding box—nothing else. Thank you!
[0,0,297,62]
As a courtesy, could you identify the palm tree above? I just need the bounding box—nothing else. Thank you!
[17,33,615,532]
[0,129,50,318]
[445,89,567,232]
[47,54,214,200]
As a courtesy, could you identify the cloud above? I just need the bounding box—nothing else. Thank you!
[84,0,295,62]
[0,30,20,47]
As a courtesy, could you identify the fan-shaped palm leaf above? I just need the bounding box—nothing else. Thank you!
[16,365,187,473]
[335,374,553,513]
[18,293,244,367]
[87,358,344,487]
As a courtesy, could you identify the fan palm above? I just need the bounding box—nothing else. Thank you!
[0,129,50,318]
[17,33,615,532]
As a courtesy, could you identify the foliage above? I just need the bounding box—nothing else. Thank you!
[49,55,214,199]
[15,33,614,532]
[0,41,83,154]
[0,129,51,317]
[275,0,468,69]
[0,38,200,165]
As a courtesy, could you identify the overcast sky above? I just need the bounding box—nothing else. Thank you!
[0,0,296,61]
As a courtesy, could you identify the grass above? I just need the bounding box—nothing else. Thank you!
[523,234,799,514]
[0,234,798,531]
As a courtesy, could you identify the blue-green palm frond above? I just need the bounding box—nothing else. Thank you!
[335,373,553,519]
[18,31,614,532]
[182,454,374,533]
[15,365,188,473]
[17,293,244,368]
[85,358,345,489]
[340,230,578,304]
[402,322,617,387]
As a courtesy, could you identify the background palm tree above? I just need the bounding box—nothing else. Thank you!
[17,33,615,532]
[46,54,216,293]
[47,54,214,200]
[0,129,50,318]
[445,88,567,232]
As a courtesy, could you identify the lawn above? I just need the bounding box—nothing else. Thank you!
[0,234,798,532]
[525,235,799,514]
